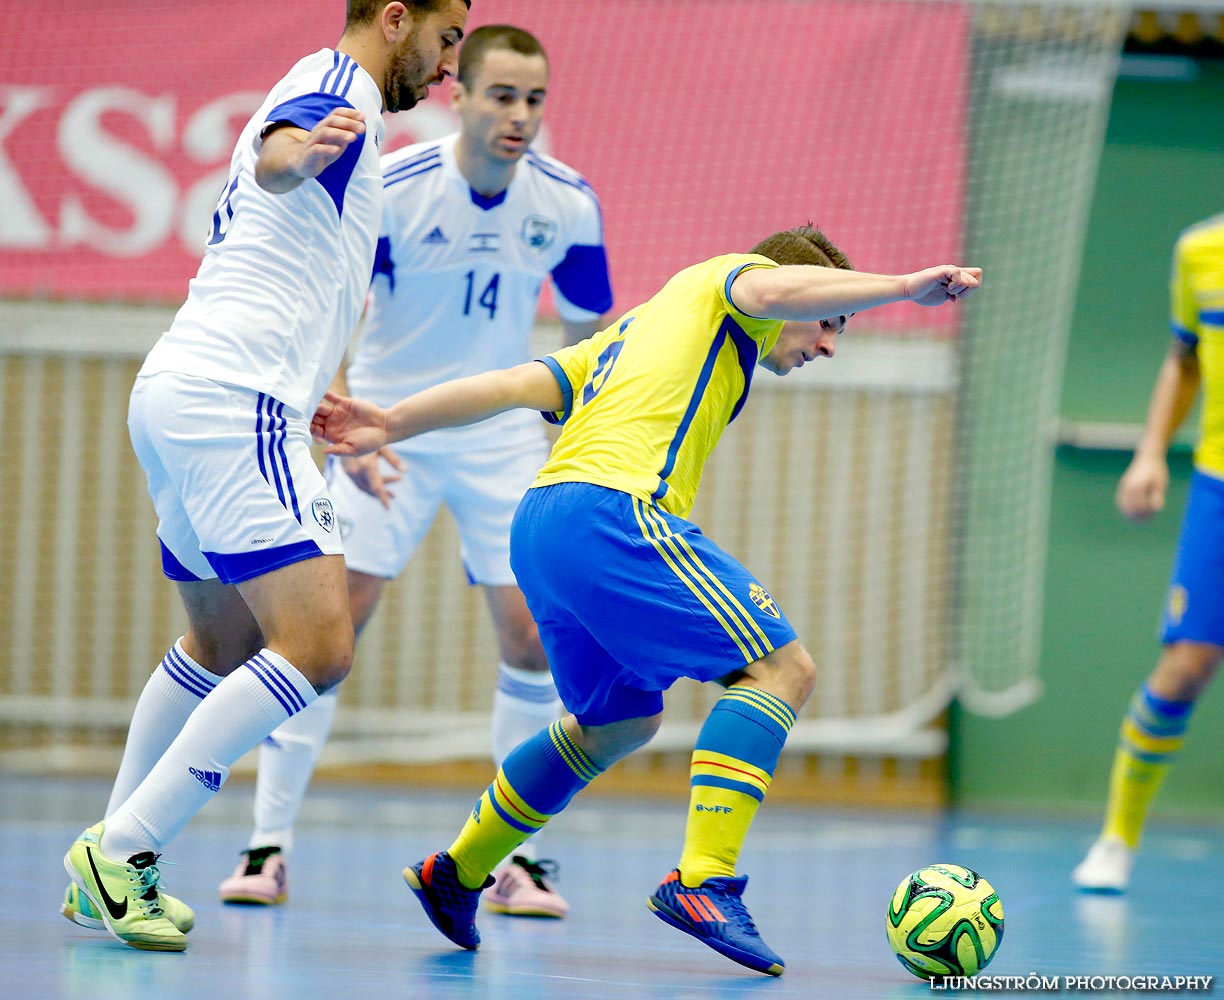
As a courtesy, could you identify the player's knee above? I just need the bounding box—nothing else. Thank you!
[274,617,354,692]
[1155,642,1221,700]
[500,622,548,671]
[575,713,662,768]
[186,627,263,673]
[781,646,818,706]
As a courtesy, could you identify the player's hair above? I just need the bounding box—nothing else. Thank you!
[457,25,548,85]
[345,0,469,30]
[750,225,854,271]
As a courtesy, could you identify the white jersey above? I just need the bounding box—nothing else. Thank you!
[140,49,386,417]
[346,133,613,453]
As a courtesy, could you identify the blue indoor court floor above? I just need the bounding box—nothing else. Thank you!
[4,773,1222,1000]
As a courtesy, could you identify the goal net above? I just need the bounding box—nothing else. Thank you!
[0,0,1129,773]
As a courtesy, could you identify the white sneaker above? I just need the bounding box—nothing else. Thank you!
[1072,837,1134,893]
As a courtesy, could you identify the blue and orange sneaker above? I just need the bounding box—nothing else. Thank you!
[647,869,785,976]
[402,851,493,950]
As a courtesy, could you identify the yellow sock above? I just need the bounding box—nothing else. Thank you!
[1100,685,1191,848]
[677,686,794,887]
[447,721,602,888]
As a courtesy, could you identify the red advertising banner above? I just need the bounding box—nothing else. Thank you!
[0,1,967,330]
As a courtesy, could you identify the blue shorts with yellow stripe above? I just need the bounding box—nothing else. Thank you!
[510,482,797,725]
[1160,468,1224,646]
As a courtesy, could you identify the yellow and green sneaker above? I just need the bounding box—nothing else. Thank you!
[62,881,195,933]
[63,822,188,952]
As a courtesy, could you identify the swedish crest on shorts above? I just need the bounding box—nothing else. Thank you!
[522,214,557,252]
[312,497,335,533]
[749,583,781,619]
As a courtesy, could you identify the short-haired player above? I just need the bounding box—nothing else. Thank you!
[313,227,981,974]
[60,0,471,952]
[216,24,611,919]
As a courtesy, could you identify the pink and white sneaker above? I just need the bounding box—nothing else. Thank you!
[483,855,569,919]
[218,846,289,906]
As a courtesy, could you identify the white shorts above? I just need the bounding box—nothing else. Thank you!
[327,437,549,586]
[129,372,343,585]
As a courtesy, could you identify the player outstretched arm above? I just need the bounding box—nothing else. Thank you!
[256,108,368,193]
[731,263,982,321]
[313,361,565,456]
[1116,340,1201,522]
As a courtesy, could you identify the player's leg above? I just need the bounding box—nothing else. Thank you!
[1075,469,1224,893]
[403,706,659,950]
[1074,641,1220,891]
[62,576,255,937]
[67,376,349,950]
[587,495,800,976]
[478,585,575,915]
[403,482,665,948]
[221,451,428,904]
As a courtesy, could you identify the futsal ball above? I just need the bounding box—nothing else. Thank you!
[886,863,1004,980]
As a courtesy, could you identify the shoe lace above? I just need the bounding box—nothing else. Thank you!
[127,852,167,918]
[241,845,283,876]
[706,883,760,937]
[512,856,560,891]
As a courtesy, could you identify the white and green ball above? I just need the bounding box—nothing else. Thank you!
[886,864,1004,980]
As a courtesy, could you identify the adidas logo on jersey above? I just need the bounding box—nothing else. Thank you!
[421,226,448,245]
[189,766,222,793]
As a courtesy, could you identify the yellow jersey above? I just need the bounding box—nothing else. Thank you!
[533,253,784,518]
[1171,215,1224,476]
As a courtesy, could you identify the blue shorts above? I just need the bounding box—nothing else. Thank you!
[510,482,798,726]
[1160,469,1224,646]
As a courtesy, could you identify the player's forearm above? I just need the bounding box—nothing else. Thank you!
[735,266,908,321]
[1135,347,1200,459]
[255,128,311,193]
[383,363,563,442]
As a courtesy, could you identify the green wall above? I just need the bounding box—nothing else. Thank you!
[954,58,1224,815]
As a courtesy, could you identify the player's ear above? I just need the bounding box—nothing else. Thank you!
[381,2,410,44]
[450,80,467,111]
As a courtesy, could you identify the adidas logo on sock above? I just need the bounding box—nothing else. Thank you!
[189,766,222,792]
[421,225,448,245]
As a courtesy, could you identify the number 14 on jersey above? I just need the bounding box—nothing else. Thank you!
[463,270,500,320]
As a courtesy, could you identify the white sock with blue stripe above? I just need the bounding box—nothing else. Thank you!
[101,649,316,860]
[105,639,225,818]
[491,662,562,861]
[250,688,340,853]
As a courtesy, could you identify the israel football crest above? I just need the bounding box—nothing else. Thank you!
[749,583,781,619]
[522,214,557,252]
[312,497,335,533]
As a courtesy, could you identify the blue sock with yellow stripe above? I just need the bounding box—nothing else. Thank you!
[1102,683,1194,848]
[447,720,603,889]
[679,685,796,887]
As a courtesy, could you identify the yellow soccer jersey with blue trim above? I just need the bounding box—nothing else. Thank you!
[1171,215,1224,476]
[534,254,784,518]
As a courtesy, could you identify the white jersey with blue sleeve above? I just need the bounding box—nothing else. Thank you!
[345,132,613,453]
[139,49,386,417]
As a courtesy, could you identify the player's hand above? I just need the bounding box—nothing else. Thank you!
[341,450,405,509]
[293,108,366,179]
[903,266,983,307]
[1116,454,1169,522]
[312,390,390,457]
